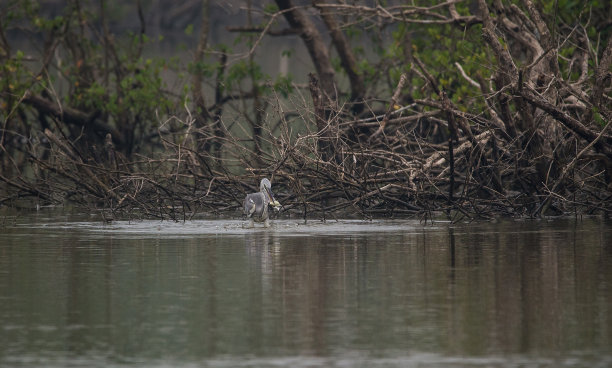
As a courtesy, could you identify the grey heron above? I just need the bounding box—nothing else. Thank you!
[243,178,281,228]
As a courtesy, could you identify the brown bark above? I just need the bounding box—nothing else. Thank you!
[276,0,337,100]
[308,72,332,161]
[521,0,559,76]
[313,0,365,112]
[192,0,211,127]
[23,93,124,147]
[477,0,518,86]
[369,74,407,142]
[520,87,612,156]
[248,0,264,162]
[592,36,612,111]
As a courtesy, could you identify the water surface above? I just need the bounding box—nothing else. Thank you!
[1,215,611,367]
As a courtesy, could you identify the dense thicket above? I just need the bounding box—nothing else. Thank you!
[1,0,611,221]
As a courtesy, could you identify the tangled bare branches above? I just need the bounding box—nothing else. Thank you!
[1,0,611,221]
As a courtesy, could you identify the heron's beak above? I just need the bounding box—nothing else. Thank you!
[266,187,282,209]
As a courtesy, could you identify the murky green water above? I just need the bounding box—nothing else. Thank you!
[1,214,611,367]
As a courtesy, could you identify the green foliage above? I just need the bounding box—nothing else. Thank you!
[0,0,606,158]
[1,51,31,113]
[344,25,362,40]
[357,59,376,81]
[263,3,279,14]
[541,0,610,42]
[273,75,293,97]
[189,60,220,79]
[0,1,183,147]
[121,60,170,112]
[591,107,605,127]
[226,60,266,88]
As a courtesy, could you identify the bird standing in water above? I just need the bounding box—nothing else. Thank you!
[243,178,281,228]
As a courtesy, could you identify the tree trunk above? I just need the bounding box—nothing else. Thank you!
[192,0,211,152]
[309,73,332,161]
[275,0,337,100]
[313,0,365,113]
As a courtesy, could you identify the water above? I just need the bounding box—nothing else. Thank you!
[1,214,611,367]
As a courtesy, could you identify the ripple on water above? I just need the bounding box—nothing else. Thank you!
[4,352,608,368]
[14,218,436,238]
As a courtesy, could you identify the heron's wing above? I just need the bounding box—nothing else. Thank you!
[244,193,264,217]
